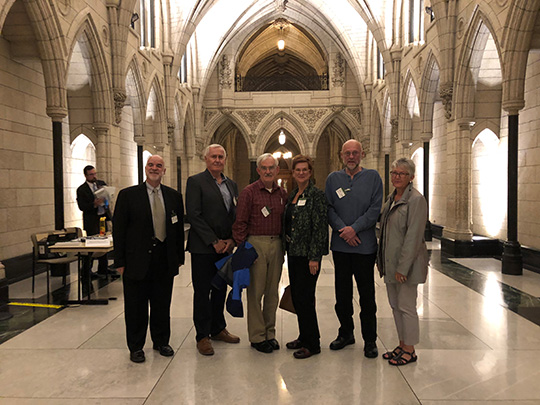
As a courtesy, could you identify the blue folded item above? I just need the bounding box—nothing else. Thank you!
[212,241,258,318]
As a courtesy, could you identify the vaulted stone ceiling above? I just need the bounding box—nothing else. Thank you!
[169,0,391,100]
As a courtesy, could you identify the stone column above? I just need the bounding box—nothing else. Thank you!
[52,117,65,230]
[442,120,473,254]
[95,125,112,185]
[422,135,433,241]
[502,112,522,275]
[0,261,11,320]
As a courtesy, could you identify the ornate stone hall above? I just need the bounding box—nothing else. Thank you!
[1,0,540,403]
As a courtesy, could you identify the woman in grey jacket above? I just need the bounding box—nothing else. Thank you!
[377,157,428,366]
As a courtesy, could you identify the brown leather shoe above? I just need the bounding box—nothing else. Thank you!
[197,337,214,356]
[211,328,240,344]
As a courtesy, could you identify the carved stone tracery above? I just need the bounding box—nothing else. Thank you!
[219,55,232,90]
[237,109,270,132]
[347,108,362,124]
[293,108,328,132]
[332,53,345,88]
[204,109,218,127]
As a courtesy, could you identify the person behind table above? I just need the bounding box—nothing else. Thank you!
[283,154,328,359]
[325,139,383,358]
[377,157,428,366]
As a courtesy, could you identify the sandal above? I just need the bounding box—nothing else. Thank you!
[389,350,417,366]
[382,346,403,360]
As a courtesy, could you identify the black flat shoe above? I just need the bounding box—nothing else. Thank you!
[364,341,378,358]
[293,347,321,359]
[286,339,303,350]
[266,338,280,350]
[153,344,174,357]
[130,350,145,363]
[251,341,273,353]
[329,335,355,350]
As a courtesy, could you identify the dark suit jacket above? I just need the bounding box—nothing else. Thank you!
[186,170,238,254]
[76,180,111,235]
[113,182,185,280]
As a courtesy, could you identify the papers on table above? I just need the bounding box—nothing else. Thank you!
[85,235,113,247]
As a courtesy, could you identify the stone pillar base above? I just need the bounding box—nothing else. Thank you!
[502,241,523,275]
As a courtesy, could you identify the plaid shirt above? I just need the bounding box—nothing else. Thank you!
[232,179,288,244]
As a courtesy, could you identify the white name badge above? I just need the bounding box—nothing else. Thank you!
[297,199,307,207]
[261,206,270,217]
[171,215,178,224]
[336,188,346,199]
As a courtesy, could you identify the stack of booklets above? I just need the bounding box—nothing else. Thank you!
[85,235,112,247]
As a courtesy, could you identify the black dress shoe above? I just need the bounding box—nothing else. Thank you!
[364,341,378,358]
[91,272,106,280]
[266,338,280,350]
[130,350,145,363]
[329,335,355,350]
[293,347,321,359]
[251,341,273,353]
[153,344,174,357]
[286,339,303,350]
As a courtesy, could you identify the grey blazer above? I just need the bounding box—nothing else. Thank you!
[185,169,238,254]
[377,184,428,284]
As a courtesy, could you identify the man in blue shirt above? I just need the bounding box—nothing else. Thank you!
[325,139,383,358]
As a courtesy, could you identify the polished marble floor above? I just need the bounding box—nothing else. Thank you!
[1,240,540,404]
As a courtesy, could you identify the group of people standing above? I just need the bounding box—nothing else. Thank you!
[109,138,428,367]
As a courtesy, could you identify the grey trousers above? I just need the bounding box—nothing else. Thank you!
[386,282,419,346]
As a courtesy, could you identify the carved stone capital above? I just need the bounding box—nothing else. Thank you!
[390,118,399,142]
[114,91,127,124]
[167,119,175,142]
[195,139,205,158]
[219,107,233,116]
[332,105,345,114]
[249,133,257,143]
[439,82,453,120]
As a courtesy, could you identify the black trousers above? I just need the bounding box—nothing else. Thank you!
[123,241,174,352]
[191,252,227,342]
[288,255,320,351]
[332,251,377,343]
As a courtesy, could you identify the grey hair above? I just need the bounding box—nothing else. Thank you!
[257,153,278,168]
[391,157,415,177]
[203,144,227,159]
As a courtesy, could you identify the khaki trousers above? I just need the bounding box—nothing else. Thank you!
[246,235,284,343]
[386,282,419,346]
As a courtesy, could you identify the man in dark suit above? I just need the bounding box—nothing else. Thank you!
[76,165,111,280]
[186,144,240,356]
[113,155,185,363]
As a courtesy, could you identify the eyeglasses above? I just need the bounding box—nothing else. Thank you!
[390,171,410,178]
[342,151,360,157]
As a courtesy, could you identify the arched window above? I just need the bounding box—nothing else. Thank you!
[179,53,188,83]
[71,134,96,183]
[472,129,507,237]
[408,0,425,45]
[377,49,385,80]
[140,0,156,48]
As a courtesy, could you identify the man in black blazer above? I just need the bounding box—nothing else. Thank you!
[113,155,185,363]
[76,165,111,280]
[186,144,240,356]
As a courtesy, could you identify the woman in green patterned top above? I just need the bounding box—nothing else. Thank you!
[283,154,329,359]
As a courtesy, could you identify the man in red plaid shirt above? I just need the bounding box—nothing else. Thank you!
[233,153,288,353]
